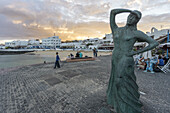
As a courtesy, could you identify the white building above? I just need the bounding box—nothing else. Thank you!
[88,45,98,49]
[60,41,86,49]
[28,39,40,45]
[0,44,5,49]
[27,39,41,49]
[133,27,170,48]
[101,34,113,44]
[5,40,28,48]
[98,33,114,50]
[5,42,13,47]
[42,36,61,49]
[83,38,100,45]
[146,27,170,43]
[19,41,28,46]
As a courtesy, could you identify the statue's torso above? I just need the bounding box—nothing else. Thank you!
[112,27,136,58]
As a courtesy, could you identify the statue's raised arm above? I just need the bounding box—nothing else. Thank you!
[110,9,131,33]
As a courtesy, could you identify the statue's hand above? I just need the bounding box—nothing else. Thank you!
[131,10,141,18]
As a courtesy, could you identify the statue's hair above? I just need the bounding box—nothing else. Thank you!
[133,10,142,19]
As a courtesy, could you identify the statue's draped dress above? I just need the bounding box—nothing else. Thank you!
[106,29,143,113]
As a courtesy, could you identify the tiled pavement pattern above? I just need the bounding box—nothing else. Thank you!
[0,55,170,113]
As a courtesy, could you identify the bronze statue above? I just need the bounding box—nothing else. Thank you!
[106,9,159,113]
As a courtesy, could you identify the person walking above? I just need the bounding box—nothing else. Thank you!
[95,48,98,57]
[93,48,96,57]
[54,52,60,69]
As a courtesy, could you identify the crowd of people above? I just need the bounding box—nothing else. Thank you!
[135,53,169,73]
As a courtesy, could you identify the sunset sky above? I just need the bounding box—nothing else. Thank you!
[0,0,170,44]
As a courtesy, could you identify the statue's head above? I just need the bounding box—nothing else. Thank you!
[127,10,142,25]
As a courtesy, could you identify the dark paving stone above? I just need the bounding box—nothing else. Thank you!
[58,70,80,78]
[45,77,62,86]
[41,74,53,80]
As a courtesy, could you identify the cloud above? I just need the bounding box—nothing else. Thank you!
[0,0,170,43]
[138,13,170,32]
[141,13,170,23]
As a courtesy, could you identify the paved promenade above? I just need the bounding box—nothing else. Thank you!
[0,55,170,113]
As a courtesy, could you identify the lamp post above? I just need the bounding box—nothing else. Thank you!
[167,30,169,58]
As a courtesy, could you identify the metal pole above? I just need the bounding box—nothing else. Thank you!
[54,33,56,50]
[55,38,56,50]
[167,30,169,58]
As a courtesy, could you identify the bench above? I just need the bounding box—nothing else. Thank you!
[66,57,95,62]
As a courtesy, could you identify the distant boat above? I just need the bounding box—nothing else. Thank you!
[0,49,34,55]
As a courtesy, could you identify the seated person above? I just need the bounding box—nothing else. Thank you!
[157,56,164,66]
[79,52,83,58]
[162,54,169,64]
[144,58,151,72]
[70,53,74,58]
[137,57,146,70]
[135,54,142,65]
[75,52,80,58]
[67,55,71,59]
[144,57,157,73]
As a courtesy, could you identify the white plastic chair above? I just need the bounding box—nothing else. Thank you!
[157,59,170,73]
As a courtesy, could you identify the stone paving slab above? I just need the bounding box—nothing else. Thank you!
[0,55,170,113]
[45,77,62,86]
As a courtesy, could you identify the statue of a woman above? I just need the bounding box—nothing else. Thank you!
[106,9,159,113]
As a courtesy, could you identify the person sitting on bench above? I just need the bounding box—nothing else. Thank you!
[75,51,80,58]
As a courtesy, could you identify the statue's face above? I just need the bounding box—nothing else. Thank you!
[127,13,138,25]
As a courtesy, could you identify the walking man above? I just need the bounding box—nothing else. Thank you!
[95,48,98,57]
[93,48,96,57]
[54,52,60,69]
